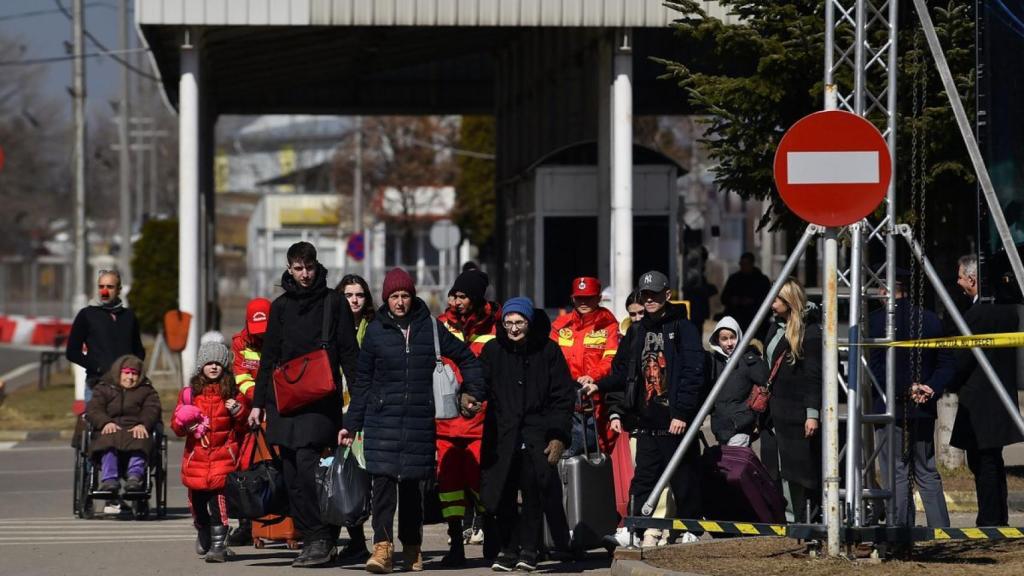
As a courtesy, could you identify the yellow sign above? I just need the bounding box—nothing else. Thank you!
[279,207,339,226]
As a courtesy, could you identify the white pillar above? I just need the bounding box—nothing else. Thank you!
[178,33,200,384]
[610,30,634,318]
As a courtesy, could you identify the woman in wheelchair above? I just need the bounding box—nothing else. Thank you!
[85,355,162,493]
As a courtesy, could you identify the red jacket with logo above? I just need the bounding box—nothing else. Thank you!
[231,330,262,400]
[171,385,250,491]
[436,302,500,439]
[550,307,620,451]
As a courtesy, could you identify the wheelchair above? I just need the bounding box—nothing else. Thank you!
[72,415,168,520]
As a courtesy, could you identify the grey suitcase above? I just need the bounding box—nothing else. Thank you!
[544,395,619,554]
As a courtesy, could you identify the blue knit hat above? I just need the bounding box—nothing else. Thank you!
[502,297,534,322]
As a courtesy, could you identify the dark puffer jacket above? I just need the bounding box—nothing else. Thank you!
[86,367,162,456]
[253,265,359,449]
[346,298,483,480]
[479,309,574,513]
[706,317,768,445]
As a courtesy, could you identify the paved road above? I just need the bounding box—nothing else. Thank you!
[0,440,614,576]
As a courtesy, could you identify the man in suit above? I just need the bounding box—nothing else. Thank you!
[948,254,1024,526]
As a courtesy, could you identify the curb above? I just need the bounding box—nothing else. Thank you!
[917,490,1024,513]
[0,429,76,442]
[611,559,705,576]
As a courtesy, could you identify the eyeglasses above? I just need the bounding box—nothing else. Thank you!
[503,320,528,329]
[120,367,140,375]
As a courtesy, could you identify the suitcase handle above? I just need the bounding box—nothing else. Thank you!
[578,389,602,463]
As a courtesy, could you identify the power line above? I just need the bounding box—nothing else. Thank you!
[51,0,160,82]
[0,2,116,22]
[0,47,149,67]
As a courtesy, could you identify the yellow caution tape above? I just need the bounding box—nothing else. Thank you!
[856,332,1024,349]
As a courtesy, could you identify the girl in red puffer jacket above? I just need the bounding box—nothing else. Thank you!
[171,341,249,563]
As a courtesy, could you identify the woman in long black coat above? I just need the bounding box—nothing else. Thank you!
[342,268,483,573]
[762,277,822,523]
[249,242,359,567]
[478,297,574,572]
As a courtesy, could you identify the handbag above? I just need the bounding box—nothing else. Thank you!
[273,296,336,415]
[431,318,460,420]
[225,428,288,519]
[317,445,371,528]
[746,352,787,414]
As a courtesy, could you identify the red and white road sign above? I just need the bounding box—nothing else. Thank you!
[773,110,892,227]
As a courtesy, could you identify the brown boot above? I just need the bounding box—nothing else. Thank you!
[402,545,423,572]
[365,541,393,574]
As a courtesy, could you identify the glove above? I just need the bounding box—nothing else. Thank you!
[543,439,565,465]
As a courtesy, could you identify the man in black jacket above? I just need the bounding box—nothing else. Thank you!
[949,254,1023,526]
[66,270,145,401]
[582,270,705,539]
[248,242,359,567]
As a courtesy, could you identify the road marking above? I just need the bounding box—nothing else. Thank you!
[0,361,41,383]
[0,536,194,546]
[0,442,15,451]
[0,468,73,475]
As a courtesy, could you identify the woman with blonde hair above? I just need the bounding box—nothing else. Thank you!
[762,277,822,522]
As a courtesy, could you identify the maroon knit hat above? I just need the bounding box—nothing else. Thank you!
[382,268,416,302]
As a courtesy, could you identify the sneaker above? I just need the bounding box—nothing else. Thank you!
[680,532,699,544]
[124,476,144,492]
[491,553,518,572]
[469,528,485,545]
[641,529,661,548]
[515,555,538,572]
[97,479,119,493]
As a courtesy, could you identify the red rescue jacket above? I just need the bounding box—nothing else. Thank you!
[171,385,250,491]
[436,302,500,438]
[231,329,262,400]
[550,307,620,452]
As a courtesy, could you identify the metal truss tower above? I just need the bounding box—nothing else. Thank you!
[824,0,899,532]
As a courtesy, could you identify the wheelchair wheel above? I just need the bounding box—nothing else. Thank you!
[134,499,150,520]
[72,447,83,516]
[76,458,95,520]
[156,433,168,518]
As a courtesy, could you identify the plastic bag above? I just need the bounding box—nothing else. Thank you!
[318,445,370,527]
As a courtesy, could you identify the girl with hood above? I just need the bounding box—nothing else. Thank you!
[706,317,769,447]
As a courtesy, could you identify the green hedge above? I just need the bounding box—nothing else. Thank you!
[130,219,178,335]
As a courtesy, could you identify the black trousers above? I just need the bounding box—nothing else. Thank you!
[496,449,544,559]
[371,475,423,545]
[189,489,228,528]
[630,434,701,522]
[966,447,1009,526]
[279,446,331,542]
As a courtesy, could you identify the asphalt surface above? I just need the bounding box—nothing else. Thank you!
[0,345,50,393]
[0,440,615,576]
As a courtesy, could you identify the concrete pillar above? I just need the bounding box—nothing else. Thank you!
[178,32,200,383]
[610,30,634,320]
[597,35,612,291]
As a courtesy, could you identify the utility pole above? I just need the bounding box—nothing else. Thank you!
[354,117,369,281]
[72,0,87,307]
[118,0,132,285]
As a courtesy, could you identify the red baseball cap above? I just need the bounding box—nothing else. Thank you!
[246,298,271,336]
[571,277,601,298]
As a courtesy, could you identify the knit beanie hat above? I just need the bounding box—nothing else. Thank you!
[449,269,489,303]
[194,341,233,376]
[502,296,535,322]
[382,267,416,302]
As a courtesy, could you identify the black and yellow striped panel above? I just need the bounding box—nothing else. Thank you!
[624,516,787,537]
[928,527,1024,541]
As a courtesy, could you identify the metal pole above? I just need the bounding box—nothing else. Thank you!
[355,117,369,282]
[883,0,900,533]
[118,0,132,286]
[911,0,1024,300]
[901,227,1024,439]
[641,224,821,515]
[72,0,87,308]
[846,223,863,525]
[611,29,633,318]
[823,228,841,556]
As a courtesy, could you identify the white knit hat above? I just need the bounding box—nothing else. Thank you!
[194,341,233,376]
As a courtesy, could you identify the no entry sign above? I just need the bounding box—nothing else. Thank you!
[773,110,891,226]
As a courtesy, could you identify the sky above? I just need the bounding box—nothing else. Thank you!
[0,0,146,120]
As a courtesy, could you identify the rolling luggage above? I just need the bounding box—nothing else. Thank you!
[701,444,785,523]
[545,394,619,554]
[239,428,301,549]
